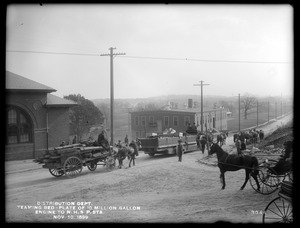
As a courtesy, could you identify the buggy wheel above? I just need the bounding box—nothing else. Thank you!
[105,156,116,171]
[49,168,64,177]
[263,196,293,223]
[249,167,279,195]
[87,162,97,171]
[63,156,82,178]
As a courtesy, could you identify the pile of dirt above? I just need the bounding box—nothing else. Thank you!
[259,119,293,149]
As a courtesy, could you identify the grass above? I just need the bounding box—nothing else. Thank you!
[227,110,287,132]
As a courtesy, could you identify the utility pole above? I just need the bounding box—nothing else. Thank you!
[267,100,269,123]
[275,102,277,120]
[256,99,259,127]
[238,93,240,132]
[194,81,209,132]
[100,47,126,145]
[281,94,283,117]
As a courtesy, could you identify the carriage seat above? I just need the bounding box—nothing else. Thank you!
[278,180,293,202]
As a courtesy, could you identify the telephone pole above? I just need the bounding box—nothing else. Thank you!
[267,100,269,123]
[256,99,259,127]
[100,47,126,145]
[194,80,210,132]
[238,93,240,132]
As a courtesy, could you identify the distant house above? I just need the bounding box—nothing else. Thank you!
[130,107,227,139]
[5,71,77,160]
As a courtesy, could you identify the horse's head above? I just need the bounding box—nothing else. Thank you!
[110,146,119,157]
[208,142,219,156]
[129,141,139,156]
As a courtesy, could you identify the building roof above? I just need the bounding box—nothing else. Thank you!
[46,94,77,107]
[6,71,56,93]
[130,107,226,115]
[130,109,196,115]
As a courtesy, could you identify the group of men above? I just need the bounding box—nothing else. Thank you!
[234,128,265,155]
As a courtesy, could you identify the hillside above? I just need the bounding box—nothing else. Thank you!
[258,118,293,149]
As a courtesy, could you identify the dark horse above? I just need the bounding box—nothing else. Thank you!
[114,141,139,168]
[209,143,260,190]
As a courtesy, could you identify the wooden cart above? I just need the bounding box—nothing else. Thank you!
[33,144,116,178]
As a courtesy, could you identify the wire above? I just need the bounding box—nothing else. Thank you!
[119,55,291,64]
[6,50,99,57]
[6,50,291,64]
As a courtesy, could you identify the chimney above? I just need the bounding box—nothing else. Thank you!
[188,99,193,108]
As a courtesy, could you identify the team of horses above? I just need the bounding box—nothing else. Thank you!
[80,137,139,169]
[112,141,139,169]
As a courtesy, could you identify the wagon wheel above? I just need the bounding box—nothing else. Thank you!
[249,164,280,195]
[63,156,83,178]
[105,156,116,171]
[87,162,97,171]
[49,168,64,177]
[262,196,293,223]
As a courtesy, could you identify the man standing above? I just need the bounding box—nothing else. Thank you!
[177,139,184,162]
[235,137,242,155]
[124,135,129,146]
[200,134,207,154]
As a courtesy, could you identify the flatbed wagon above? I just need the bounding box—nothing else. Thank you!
[139,134,198,156]
[33,143,116,178]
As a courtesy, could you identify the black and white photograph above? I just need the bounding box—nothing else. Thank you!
[5,3,293,223]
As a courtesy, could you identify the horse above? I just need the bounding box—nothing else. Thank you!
[113,141,139,168]
[208,143,260,190]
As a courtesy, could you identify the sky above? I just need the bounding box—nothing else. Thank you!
[6,4,294,100]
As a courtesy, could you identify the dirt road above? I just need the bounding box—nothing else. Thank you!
[5,113,293,223]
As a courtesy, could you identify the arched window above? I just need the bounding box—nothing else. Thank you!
[6,106,33,144]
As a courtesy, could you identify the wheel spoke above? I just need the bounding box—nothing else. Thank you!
[273,200,284,217]
[64,156,82,178]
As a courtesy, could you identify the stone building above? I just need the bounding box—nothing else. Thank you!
[5,71,77,160]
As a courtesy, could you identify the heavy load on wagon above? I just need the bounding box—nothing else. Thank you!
[33,143,116,178]
[139,132,198,157]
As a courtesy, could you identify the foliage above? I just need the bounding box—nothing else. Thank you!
[64,94,104,139]
[241,93,256,120]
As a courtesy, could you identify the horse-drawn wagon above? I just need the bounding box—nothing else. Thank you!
[33,143,116,178]
[262,180,293,223]
[139,133,198,157]
[249,157,292,195]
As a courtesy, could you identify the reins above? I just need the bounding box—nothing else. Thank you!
[212,146,259,170]
[216,160,259,170]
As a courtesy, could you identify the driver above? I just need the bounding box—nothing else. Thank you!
[269,140,293,175]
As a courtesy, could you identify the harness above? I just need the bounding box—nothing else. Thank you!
[217,153,259,171]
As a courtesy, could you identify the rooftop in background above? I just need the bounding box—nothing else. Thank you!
[46,94,77,107]
[130,107,225,114]
[6,71,56,93]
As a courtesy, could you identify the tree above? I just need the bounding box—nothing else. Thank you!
[97,102,110,128]
[64,94,104,139]
[241,93,256,120]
